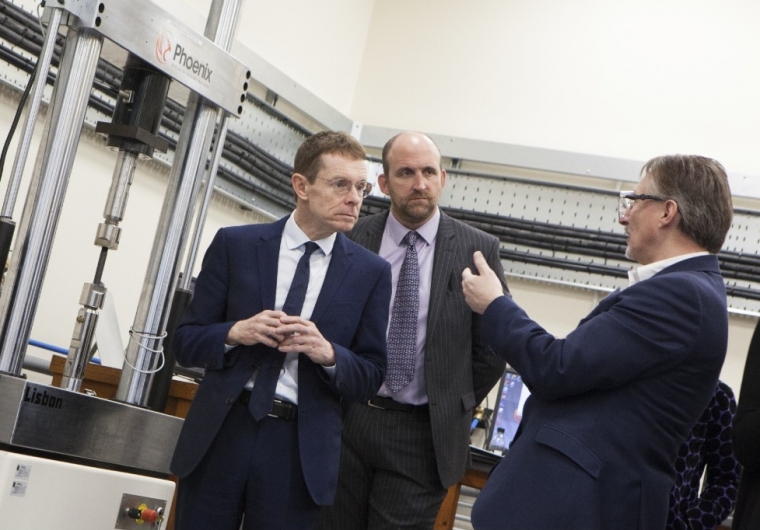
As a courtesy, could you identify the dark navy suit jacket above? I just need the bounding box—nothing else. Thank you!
[471,255,728,530]
[169,217,392,506]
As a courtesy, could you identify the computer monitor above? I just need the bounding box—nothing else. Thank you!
[488,368,530,453]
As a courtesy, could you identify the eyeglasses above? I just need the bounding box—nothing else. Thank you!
[313,176,373,198]
[618,191,666,221]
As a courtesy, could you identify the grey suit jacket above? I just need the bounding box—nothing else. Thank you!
[348,210,507,487]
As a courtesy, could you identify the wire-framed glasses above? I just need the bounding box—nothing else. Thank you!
[618,191,667,221]
[313,176,373,198]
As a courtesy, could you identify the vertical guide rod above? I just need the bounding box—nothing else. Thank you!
[0,25,104,376]
[1,8,62,219]
[180,116,229,291]
[146,114,229,411]
[115,0,243,406]
[0,9,63,315]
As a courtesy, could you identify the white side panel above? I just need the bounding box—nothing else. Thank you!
[0,451,174,529]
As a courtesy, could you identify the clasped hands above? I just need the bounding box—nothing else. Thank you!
[462,250,506,314]
[227,312,335,366]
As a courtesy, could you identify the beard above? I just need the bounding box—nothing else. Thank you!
[395,193,437,225]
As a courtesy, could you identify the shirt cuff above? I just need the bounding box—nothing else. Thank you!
[322,363,337,380]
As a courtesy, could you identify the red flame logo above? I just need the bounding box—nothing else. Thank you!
[155,29,172,64]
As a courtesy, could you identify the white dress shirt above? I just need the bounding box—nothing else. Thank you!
[243,213,336,405]
[627,252,709,286]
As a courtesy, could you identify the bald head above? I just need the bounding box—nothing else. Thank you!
[378,131,447,230]
[382,132,442,176]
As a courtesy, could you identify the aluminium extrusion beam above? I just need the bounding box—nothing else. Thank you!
[55,0,249,117]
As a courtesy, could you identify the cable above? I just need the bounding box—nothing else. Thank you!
[0,46,38,184]
[123,328,166,374]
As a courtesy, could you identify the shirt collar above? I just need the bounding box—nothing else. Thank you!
[387,207,440,247]
[628,251,709,285]
[284,212,336,256]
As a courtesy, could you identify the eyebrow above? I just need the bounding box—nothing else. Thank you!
[395,165,438,173]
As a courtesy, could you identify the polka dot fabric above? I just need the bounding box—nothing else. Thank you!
[666,381,741,530]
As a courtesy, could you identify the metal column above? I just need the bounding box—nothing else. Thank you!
[0,25,104,376]
[115,0,244,406]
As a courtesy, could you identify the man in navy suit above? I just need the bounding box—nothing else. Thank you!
[170,131,392,530]
[462,155,734,530]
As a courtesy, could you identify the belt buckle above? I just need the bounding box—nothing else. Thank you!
[268,399,295,420]
[367,397,384,410]
[268,399,283,419]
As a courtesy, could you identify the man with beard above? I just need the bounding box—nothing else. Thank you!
[318,131,508,529]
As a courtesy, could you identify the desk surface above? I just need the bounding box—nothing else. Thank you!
[48,354,197,416]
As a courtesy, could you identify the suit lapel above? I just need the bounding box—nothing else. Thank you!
[351,212,388,254]
[427,213,456,338]
[311,233,354,323]
[256,218,286,310]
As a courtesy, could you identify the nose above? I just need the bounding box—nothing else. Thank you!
[345,184,362,203]
[618,211,629,226]
[411,171,428,190]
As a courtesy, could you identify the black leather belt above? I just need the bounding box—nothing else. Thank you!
[367,395,429,415]
[238,390,297,421]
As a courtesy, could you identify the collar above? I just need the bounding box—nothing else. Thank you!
[387,208,440,247]
[284,212,336,256]
[628,251,709,285]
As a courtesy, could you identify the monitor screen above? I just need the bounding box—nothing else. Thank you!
[488,369,530,452]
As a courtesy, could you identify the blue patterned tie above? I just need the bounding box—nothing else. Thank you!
[249,241,319,420]
[385,231,419,393]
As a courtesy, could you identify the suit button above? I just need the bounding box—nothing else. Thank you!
[225,397,235,405]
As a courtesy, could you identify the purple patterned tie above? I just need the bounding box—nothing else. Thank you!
[385,231,419,393]
[249,241,319,420]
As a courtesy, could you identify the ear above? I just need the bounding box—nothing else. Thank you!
[292,173,309,202]
[660,199,680,227]
[377,173,390,196]
[440,168,447,189]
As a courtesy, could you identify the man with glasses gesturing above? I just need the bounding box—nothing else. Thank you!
[170,131,392,530]
[462,155,734,530]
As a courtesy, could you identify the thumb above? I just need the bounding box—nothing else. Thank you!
[473,251,492,275]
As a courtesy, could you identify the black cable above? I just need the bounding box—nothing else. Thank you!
[0,45,38,185]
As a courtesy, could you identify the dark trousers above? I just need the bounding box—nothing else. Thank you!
[318,401,447,530]
[175,400,318,530]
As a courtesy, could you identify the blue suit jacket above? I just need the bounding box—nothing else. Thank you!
[169,217,392,506]
[472,255,728,530]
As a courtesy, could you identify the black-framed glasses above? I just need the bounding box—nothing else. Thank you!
[618,191,667,221]
[313,176,373,198]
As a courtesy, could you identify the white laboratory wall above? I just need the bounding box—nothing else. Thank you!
[159,0,376,116]
[352,0,760,179]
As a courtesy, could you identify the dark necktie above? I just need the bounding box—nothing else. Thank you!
[249,241,319,420]
[385,231,420,393]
